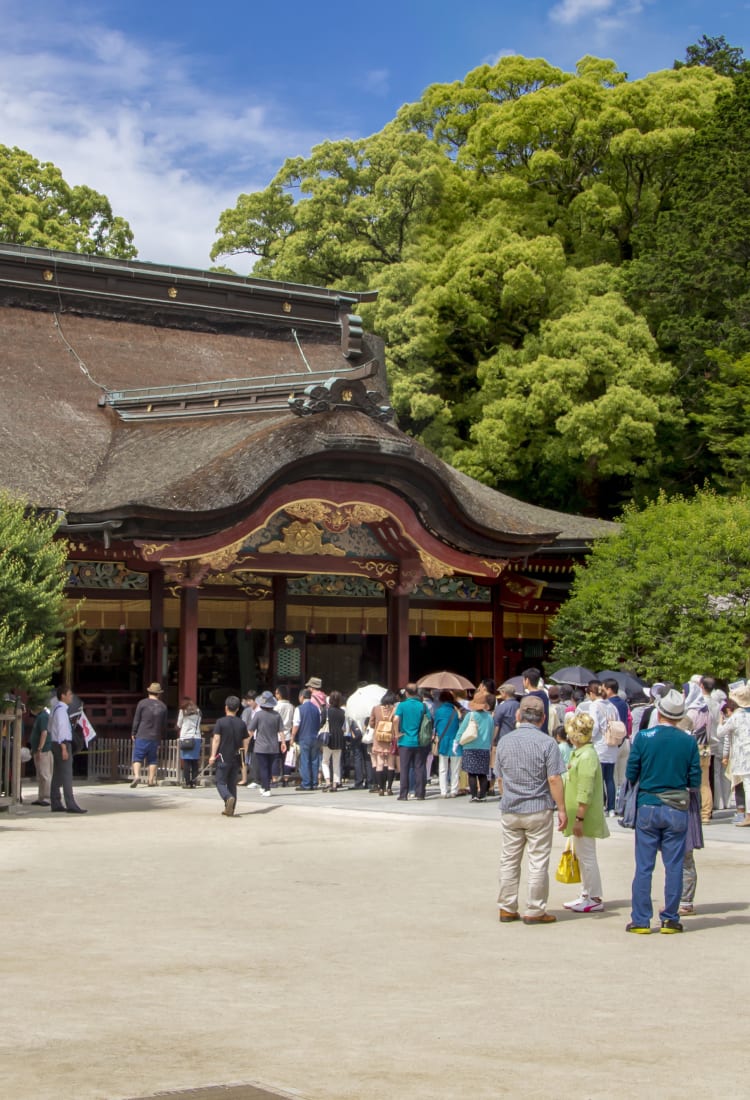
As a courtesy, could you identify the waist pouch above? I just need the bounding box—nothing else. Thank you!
[656,788,689,811]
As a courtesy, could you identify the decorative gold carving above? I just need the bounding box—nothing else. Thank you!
[480,559,510,577]
[140,542,170,560]
[203,571,272,589]
[418,549,455,580]
[43,269,54,282]
[258,521,346,558]
[198,545,242,571]
[284,500,388,533]
[167,287,178,298]
[237,585,272,599]
[341,389,353,402]
[359,560,399,579]
[282,301,292,313]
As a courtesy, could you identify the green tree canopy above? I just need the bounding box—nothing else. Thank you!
[0,145,136,258]
[550,490,750,682]
[674,34,747,77]
[625,72,750,492]
[212,52,733,515]
[0,495,69,701]
[453,276,681,513]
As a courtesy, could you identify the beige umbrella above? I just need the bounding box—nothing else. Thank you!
[416,670,475,692]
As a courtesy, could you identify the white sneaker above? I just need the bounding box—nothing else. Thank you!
[563,895,588,910]
[565,897,604,913]
[248,782,259,790]
[260,789,271,798]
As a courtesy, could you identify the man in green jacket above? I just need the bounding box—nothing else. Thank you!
[626,689,702,934]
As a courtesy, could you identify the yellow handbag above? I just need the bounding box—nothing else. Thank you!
[555,838,581,884]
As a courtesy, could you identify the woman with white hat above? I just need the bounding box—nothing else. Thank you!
[719,683,750,827]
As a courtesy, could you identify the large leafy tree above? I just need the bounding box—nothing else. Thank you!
[212,125,456,285]
[625,73,750,492]
[693,351,750,491]
[213,53,731,515]
[674,34,747,77]
[0,494,69,702]
[550,490,750,682]
[454,275,681,513]
[0,145,136,258]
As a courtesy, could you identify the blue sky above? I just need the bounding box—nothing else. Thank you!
[1,0,747,268]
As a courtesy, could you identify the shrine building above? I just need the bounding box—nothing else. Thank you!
[0,243,614,728]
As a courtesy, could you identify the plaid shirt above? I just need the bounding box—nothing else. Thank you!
[495,723,564,815]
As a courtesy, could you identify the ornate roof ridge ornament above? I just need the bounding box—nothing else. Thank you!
[289,376,393,422]
[98,360,381,422]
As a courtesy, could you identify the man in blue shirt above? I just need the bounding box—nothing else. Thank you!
[625,689,702,934]
[395,684,428,800]
[291,689,322,791]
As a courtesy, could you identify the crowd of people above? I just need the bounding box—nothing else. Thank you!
[27,666,750,933]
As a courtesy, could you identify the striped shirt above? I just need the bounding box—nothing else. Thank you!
[495,723,564,815]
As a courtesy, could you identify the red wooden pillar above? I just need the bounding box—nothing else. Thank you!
[178,586,199,704]
[491,581,507,687]
[386,590,410,689]
[147,569,165,688]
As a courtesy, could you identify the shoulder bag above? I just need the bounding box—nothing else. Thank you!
[418,706,434,748]
[459,715,479,746]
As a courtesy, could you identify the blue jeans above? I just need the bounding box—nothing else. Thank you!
[298,739,320,790]
[215,761,238,804]
[631,802,688,926]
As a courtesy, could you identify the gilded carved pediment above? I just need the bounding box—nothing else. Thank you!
[258,520,346,558]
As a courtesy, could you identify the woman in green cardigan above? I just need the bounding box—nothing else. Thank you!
[562,712,610,913]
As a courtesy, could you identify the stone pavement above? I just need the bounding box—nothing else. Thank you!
[1,779,749,1100]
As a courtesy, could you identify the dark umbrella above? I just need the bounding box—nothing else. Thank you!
[498,675,525,695]
[549,665,597,687]
[597,670,648,701]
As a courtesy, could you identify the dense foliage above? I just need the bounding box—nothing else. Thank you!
[550,490,750,682]
[0,145,136,258]
[0,495,69,702]
[213,44,748,517]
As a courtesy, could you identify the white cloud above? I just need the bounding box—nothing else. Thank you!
[480,48,520,66]
[0,5,326,268]
[362,69,390,95]
[549,0,644,35]
[550,0,612,24]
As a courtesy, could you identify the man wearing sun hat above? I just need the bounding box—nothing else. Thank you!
[625,688,702,934]
[130,682,167,788]
[305,676,327,711]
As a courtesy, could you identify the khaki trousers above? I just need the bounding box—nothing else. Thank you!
[34,750,53,801]
[497,808,555,918]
